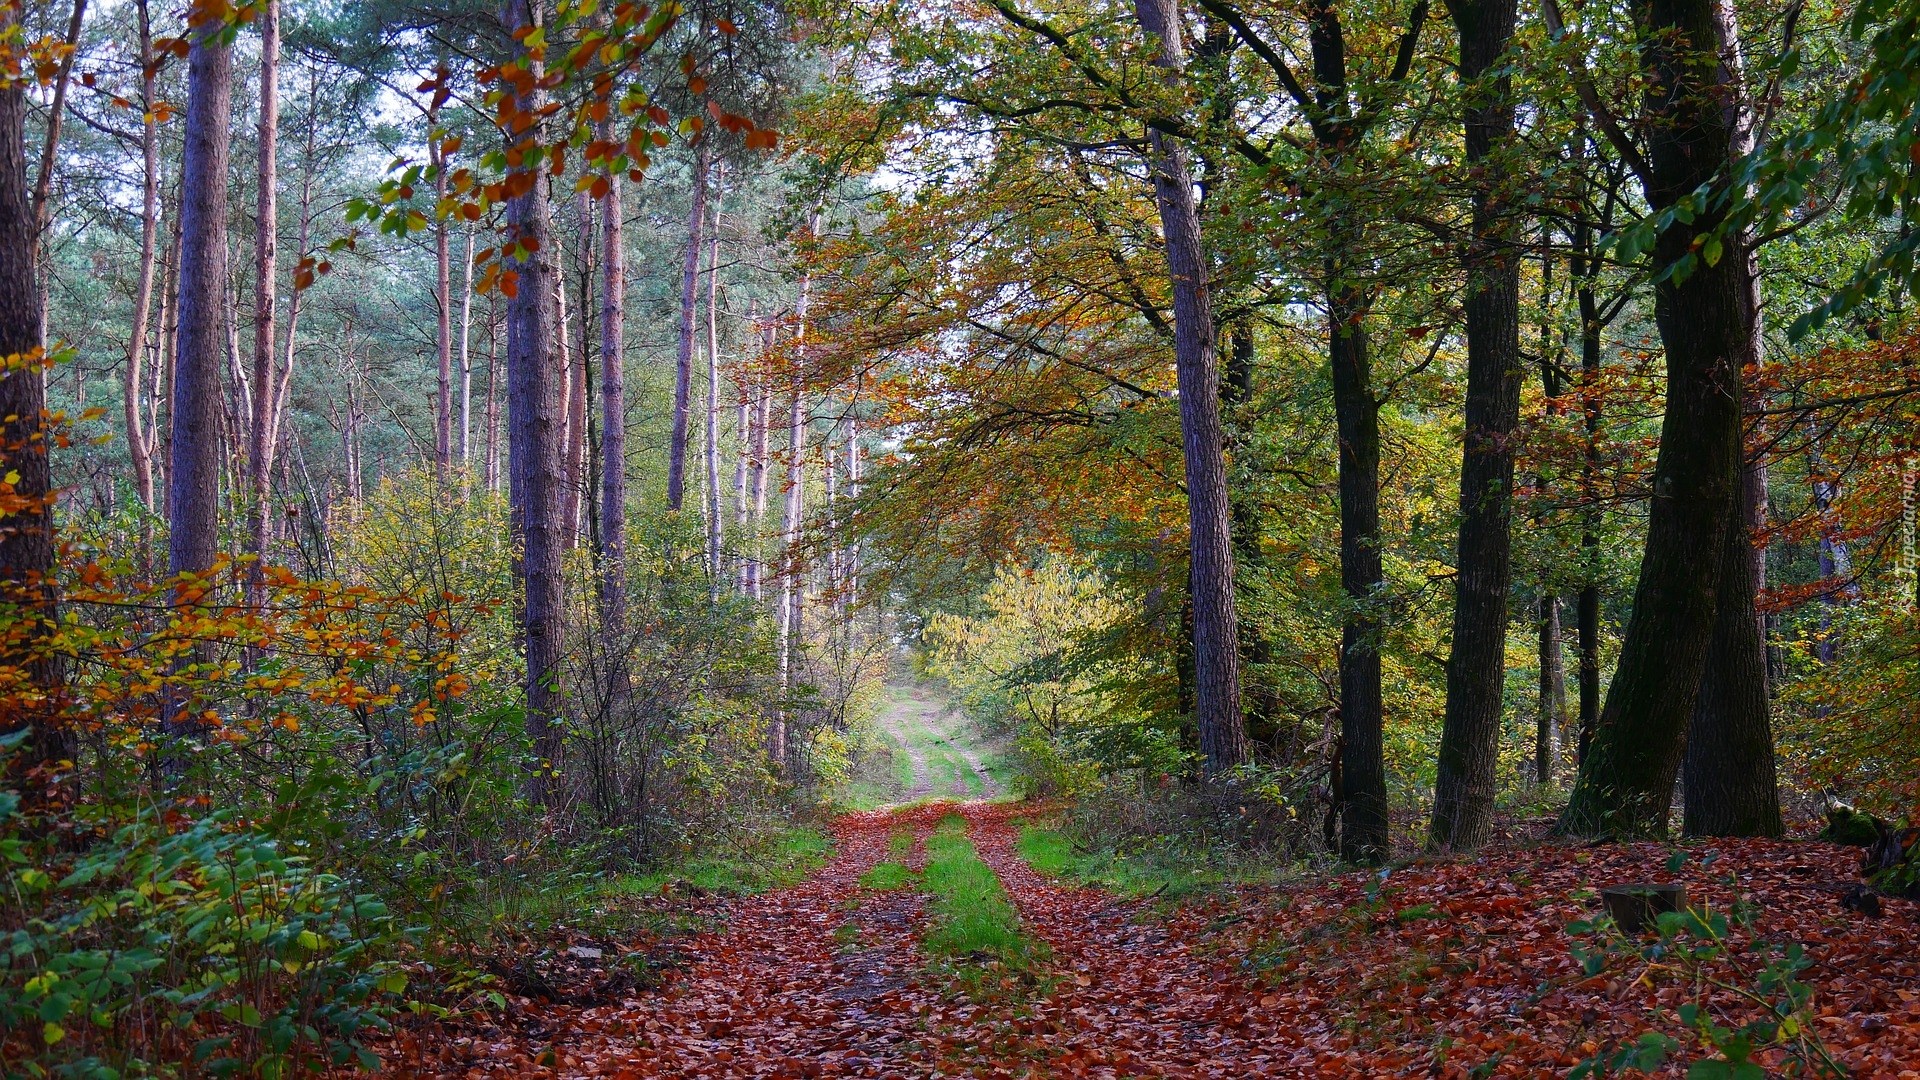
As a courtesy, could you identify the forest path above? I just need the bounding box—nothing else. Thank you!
[870,683,1000,802]
[380,803,1311,1078]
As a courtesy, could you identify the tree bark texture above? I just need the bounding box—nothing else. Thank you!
[1682,461,1781,836]
[248,0,279,604]
[168,9,233,609]
[1134,0,1246,777]
[125,0,160,514]
[1330,278,1387,861]
[434,130,453,480]
[598,149,627,637]
[1558,0,1750,837]
[0,64,69,768]
[668,140,709,512]
[1537,594,1567,783]
[503,0,566,809]
[1430,0,1523,851]
[705,176,724,590]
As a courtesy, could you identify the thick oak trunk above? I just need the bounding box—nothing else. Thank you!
[1330,277,1387,861]
[1134,0,1246,776]
[1430,0,1523,850]
[1682,460,1781,835]
[1559,0,1749,837]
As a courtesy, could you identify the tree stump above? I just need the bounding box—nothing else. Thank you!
[1599,883,1685,934]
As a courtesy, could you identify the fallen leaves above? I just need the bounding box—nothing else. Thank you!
[373,805,1920,1079]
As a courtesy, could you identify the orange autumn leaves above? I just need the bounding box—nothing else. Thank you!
[0,548,492,752]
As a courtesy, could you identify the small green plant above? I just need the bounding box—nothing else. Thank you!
[1565,868,1847,1079]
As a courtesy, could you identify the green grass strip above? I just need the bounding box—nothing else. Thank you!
[922,815,1041,965]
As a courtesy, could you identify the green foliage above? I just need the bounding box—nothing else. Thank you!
[0,785,404,1076]
[1565,864,1847,1079]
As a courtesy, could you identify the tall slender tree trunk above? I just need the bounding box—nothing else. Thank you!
[775,265,814,771]
[1134,0,1246,777]
[484,294,500,493]
[267,74,315,493]
[503,0,565,809]
[733,310,753,593]
[1429,0,1522,852]
[1559,0,1751,838]
[704,174,724,589]
[125,0,160,515]
[750,333,772,601]
[153,193,181,521]
[247,0,279,606]
[1536,594,1567,782]
[555,245,583,548]
[167,6,234,681]
[598,132,627,639]
[668,140,710,511]
[0,33,68,769]
[433,130,453,480]
[30,0,87,253]
[460,223,475,466]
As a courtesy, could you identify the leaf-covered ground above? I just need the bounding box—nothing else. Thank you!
[375,803,1920,1078]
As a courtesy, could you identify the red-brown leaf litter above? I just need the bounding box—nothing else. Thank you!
[374,803,1920,1078]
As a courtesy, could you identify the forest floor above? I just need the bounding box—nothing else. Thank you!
[372,800,1920,1079]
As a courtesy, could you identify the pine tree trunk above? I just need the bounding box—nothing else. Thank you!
[1558,0,1750,838]
[733,311,752,593]
[503,0,566,809]
[460,224,474,466]
[485,294,500,493]
[247,0,279,605]
[1430,0,1523,851]
[668,141,709,511]
[168,11,233,663]
[750,335,771,600]
[0,49,68,769]
[1134,0,1246,777]
[433,133,453,480]
[598,138,627,638]
[704,176,724,590]
[775,265,813,771]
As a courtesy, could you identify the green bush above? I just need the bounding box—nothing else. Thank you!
[1,749,406,1077]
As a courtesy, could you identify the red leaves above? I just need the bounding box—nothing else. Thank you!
[369,808,1920,1079]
